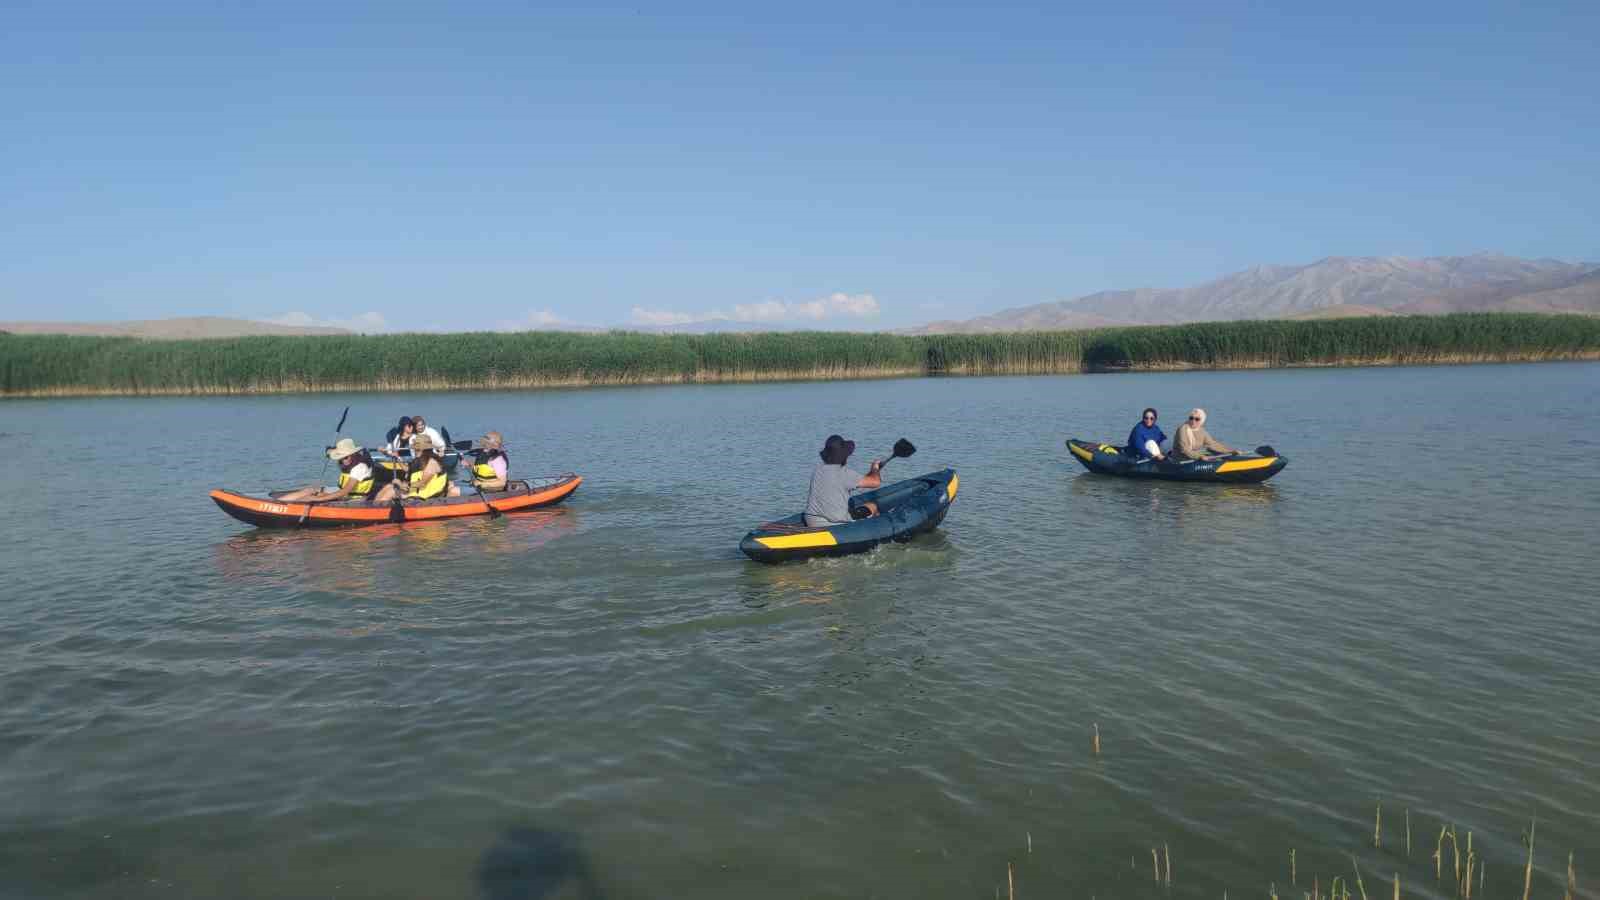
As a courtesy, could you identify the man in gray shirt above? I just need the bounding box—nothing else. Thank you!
[804,434,883,527]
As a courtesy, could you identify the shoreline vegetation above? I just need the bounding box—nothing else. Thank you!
[4,313,1598,398]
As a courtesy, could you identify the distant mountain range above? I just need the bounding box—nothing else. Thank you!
[8,255,1597,340]
[0,316,349,338]
[906,253,1600,334]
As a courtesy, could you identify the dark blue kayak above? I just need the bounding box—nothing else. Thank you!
[740,468,958,563]
[1066,439,1287,483]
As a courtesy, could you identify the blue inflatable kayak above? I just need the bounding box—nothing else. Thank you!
[1066,439,1287,483]
[740,468,958,563]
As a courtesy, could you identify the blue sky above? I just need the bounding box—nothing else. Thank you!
[3,1,1597,331]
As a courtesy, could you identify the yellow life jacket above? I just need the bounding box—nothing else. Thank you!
[409,468,448,500]
[472,449,508,482]
[338,470,376,497]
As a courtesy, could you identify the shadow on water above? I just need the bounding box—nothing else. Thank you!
[476,826,605,900]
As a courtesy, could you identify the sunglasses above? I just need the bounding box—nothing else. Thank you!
[1188,416,1201,421]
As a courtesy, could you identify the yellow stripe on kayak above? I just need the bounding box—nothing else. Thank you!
[1216,457,1278,473]
[946,474,959,502]
[1069,443,1094,461]
[755,530,840,550]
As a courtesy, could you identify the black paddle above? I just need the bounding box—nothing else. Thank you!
[301,405,352,524]
[874,438,916,473]
[848,438,917,521]
[455,441,504,519]
[313,406,351,480]
[472,482,503,519]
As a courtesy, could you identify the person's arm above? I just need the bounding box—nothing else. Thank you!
[305,480,355,504]
[857,460,883,490]
[398,464,426,496]
[473,459,508,491]
[1203,430,1234,455]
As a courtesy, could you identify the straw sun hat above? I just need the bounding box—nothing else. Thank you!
[326,438,363,461]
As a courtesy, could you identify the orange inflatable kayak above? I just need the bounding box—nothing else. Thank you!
[210,474,581,528]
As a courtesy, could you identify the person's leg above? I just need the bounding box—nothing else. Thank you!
[278,485,328,502]
[372,483,399,504]
[447,483,462,498]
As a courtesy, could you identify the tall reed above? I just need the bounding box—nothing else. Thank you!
[6,313,1600,397]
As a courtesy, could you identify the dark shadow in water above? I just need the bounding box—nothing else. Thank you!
[476,826,605,900]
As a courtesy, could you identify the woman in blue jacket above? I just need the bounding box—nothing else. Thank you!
[1126,408,1168,460]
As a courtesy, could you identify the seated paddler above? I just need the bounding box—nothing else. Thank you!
[1172,407,1237,461]
[279,438,380,503]
[803,434,882,528]
[380,416,416,458]
[470,431,509,492]
[1125,407,1168,461]
[373,433,460,503]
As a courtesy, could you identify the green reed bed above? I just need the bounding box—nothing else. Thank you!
[4,314,1598,396]
[1079,314,1600,370]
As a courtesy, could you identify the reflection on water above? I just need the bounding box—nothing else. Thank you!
[213,509,580,600]
[1067,471,1280,526]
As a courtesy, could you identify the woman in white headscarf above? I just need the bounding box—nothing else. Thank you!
[1172,408,1237,461]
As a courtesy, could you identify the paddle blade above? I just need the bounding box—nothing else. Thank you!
[452,440,475,451]
[892,438,916,459]
[335,406,349,433]
[1255,445,1277,458]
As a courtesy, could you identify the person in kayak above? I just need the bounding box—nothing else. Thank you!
[411,415,447,456]
[1172,408,1237,461]
[803,434,883,527]
[470,431,509,492]
[380,416,416,458]
[373,433,460,503]
[279,438,381,503]
[1125,407,1168,461]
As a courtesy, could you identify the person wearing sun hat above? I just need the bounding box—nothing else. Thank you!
[372,432,461,503]
[469,430,510,492]
[802,434,884,527]
[278,438,380,503]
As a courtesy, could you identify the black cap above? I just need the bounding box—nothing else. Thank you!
[820,434,856,465]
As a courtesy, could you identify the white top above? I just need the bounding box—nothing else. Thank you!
[419,425,446,452]
[346,462,374,484]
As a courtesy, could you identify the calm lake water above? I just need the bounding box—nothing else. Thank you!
[3,363,1597,900]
